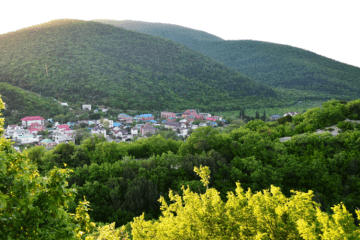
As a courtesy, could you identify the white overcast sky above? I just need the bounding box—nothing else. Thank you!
[2,0,359,68]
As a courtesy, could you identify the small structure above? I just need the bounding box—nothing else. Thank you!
[91,125,106,137]
[40,139,56,148]
[140,123,156,136]
[135,114,154,121]
[270,115,282,121]
[53,132,75,144]
[131,127,139,136]
[283,112,299,117]
[199,113,211,118]
[21,116,45,127]
[161,111,176,119]
[82,105,91,110]
[6,125,23,137]
[61,103,69,106]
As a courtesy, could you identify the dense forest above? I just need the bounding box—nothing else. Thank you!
[100,20,360,101]
[0,19,292,113]
[3,98,360,238]
[0,82,67,125]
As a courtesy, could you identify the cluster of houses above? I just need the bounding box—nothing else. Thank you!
[5,107,305,149]
[5,116,76,146]
[5,109,229,147]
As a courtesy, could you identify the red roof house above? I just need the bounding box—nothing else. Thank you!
[21,116,45,127]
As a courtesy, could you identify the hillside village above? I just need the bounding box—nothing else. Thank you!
[4,104,300,150]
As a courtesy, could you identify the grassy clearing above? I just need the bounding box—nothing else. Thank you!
[215,100,325,119]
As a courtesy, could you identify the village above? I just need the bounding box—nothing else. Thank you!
[4,104,299,150]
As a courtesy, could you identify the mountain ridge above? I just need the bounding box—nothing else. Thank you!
[0,19,290,114]
[95,20,360,101]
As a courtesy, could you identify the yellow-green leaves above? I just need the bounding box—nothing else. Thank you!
[194,165,211,189]
[129,167,360,239]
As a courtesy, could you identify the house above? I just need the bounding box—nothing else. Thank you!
[28,122,44,135]
[136,114,154,121]
[191,125,199,130]
[179,119,188,123]
[21,116,45,127]
[140,123,156,136]
[177,128,188,138]
[164,121,181,129]
[82,105,91,110]
[61,103,69,106]
[118,113,133,123]
[93,109,99,113]
[161,111,176,119]
[146,120,157,124]
[100,108,108,113]
[199,123,207,127]
[40,139,56,148]
[56,124,72,132]
[283,112,299,117]
[17,135,39,144]
[113,122,122,128]
[119,129,128,138]
[13,129,31,139]
[6,125,23,137]
[182,109,198,118]
[166,117,176,122]
[111,130,122,138]
[270,114,282,121]
[53,132,75,144]
[211,116,222,121]
[199,113,211,118]
[91,125,106,137]
[208,121,218,127]
[206,117,217,121]
[131,127,139,136]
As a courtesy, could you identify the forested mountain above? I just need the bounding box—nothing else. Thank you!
[0,19,290,113]
[97,20,360,101]
[0,82,66,125]
[92,19,224,50]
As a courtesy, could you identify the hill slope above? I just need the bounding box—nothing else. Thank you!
[97,20,360,101]
[92,19,224,50]
[0,82,66,125]
[0,19,290,112]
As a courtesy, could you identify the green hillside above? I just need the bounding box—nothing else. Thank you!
[196,40,360,100]
[97,20,360,101]
[92,19,224,49]
[0,82,66,125]
[0,19,292,112]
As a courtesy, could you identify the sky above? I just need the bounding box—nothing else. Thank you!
[2,0,359,68]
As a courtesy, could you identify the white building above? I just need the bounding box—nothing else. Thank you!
[53,132,75,144]
[6,125,24,137]
[61,103,69,106]
[131,127,138,136]
[21,116,45,127]
[18,135,39,144]
[91,125,106,137]
[199,113,211,118]
[82,104,91,110]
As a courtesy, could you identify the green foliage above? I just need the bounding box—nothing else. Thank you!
[277,114,292,124]
[0,19,283,112]
[130,175,360,239]
[101,20,360,102]
[0,83,65,125]
[337,121,355,132]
